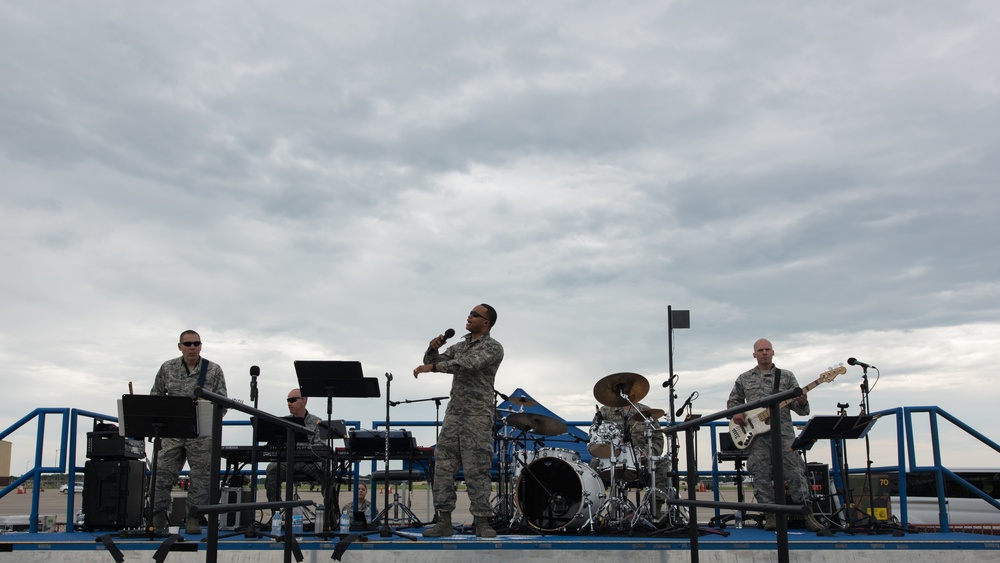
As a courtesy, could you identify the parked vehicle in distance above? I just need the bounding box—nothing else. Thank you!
[883,469,1000,527]
[59,482,83,494]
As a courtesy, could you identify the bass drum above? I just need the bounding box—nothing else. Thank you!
[515,455,606,532]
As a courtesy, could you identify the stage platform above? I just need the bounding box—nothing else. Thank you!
[1,524,998,563]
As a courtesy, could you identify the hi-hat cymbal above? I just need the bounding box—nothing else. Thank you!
[593,372,650,407]
[506,412,568,436]
[507,396,538,408]
[630,408,665,422]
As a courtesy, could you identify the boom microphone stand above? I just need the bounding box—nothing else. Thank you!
[379,373,418,540]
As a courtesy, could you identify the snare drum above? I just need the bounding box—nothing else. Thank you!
[587,421,623,459]
[593,443,642,482]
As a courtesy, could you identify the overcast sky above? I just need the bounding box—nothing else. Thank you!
[2,1,998,476]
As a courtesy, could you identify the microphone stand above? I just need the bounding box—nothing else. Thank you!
[665,375,681,493]
[388,396,450,444]
[249,367,260,503]
[379,373,418,540]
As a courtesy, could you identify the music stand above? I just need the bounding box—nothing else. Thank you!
[120,395,199,538]
[792,415,877,533]
[294,360,381,535]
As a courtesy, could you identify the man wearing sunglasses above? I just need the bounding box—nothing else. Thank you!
[264,389,327,506]
[149,330,228,534]
[413,304,504,538]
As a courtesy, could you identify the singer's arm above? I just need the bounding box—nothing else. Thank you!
[414,335,453,378]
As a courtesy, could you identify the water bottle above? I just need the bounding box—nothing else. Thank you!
[340,509,351,531]
[315,504,326,533]
[733,510,744,529]
[271,511,282,534]
[76,509,85,528]
[292,506,304,535]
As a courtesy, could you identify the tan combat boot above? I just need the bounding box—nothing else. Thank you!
[474,517,497,538]
[422,511,454,537]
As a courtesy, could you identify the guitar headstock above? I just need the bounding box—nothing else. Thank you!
[819,363,847,383]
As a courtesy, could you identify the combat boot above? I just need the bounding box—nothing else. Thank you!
[185,516,202,535]
[422,511,454,537]
[764,513,777,530]
[802,509,824,532]
[151,511,170,534]
[474,517,497,538]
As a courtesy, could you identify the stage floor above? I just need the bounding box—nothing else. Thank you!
[2,523,999,563]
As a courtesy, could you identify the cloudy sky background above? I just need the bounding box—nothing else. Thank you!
[2,1,998,477]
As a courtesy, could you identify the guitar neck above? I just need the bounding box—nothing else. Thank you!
[776,377,823,410]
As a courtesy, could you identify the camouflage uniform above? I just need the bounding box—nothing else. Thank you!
[727,366,811,505]
[424,332,504,517]
[150,356,227,517]
[265,411,327,501]
[342,498,371,515]
[589,403,672,499]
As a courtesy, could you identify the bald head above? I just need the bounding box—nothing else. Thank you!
[752,339,775,370]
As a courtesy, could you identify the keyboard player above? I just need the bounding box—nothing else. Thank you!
[265,388,328,504]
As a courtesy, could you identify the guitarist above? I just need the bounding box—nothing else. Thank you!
[727,338,823,531]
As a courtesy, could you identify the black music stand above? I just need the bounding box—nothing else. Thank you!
[294,360,380,535]
[710,432,764,529]
[120,395,199,539]
[792,415,878,533]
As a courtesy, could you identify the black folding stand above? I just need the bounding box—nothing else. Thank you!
[121,395,200,536]
[791,414,879,534]
[295,360,381,536]
[89,395,200,563]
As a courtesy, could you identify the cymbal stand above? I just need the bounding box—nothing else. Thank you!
[490,412,519,526]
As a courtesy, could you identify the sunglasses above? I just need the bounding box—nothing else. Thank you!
[287,397,302,403]
[181,341,202,347]
[469,311,486,319]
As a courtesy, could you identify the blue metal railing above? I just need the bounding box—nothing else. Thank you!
[902,406,1000,532]
[3,404,997,534]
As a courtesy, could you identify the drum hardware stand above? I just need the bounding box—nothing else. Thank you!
[490,410,522,527]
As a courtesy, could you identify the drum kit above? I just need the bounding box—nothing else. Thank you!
[492,373,686,534]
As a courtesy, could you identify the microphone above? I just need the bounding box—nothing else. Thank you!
[495,389,510,401]
[675,391,697,417]
[662,374,678,388]
[847,357,874,369]
[427,328,457,354]
[249,366,260,402]
[593,405,603,425]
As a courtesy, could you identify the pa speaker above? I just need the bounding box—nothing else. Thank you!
[82,460,146,530]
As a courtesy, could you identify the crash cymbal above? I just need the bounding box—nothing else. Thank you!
[506,412,568,436]
[507,396,538,408]
[593,372,650,407]
[630,408,665,422]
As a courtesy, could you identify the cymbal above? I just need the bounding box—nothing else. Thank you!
[506,412,568,436]
[630,408,665,422]
[593,372,650,407]
[507,396,538,408]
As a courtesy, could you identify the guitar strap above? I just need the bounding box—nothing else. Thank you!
[197,358,208,388]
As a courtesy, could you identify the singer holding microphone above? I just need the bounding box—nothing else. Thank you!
[413,304,504,538]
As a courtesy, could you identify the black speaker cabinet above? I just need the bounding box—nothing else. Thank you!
[82,460,146,530]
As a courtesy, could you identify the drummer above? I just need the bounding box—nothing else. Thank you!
[589,403,672,514]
